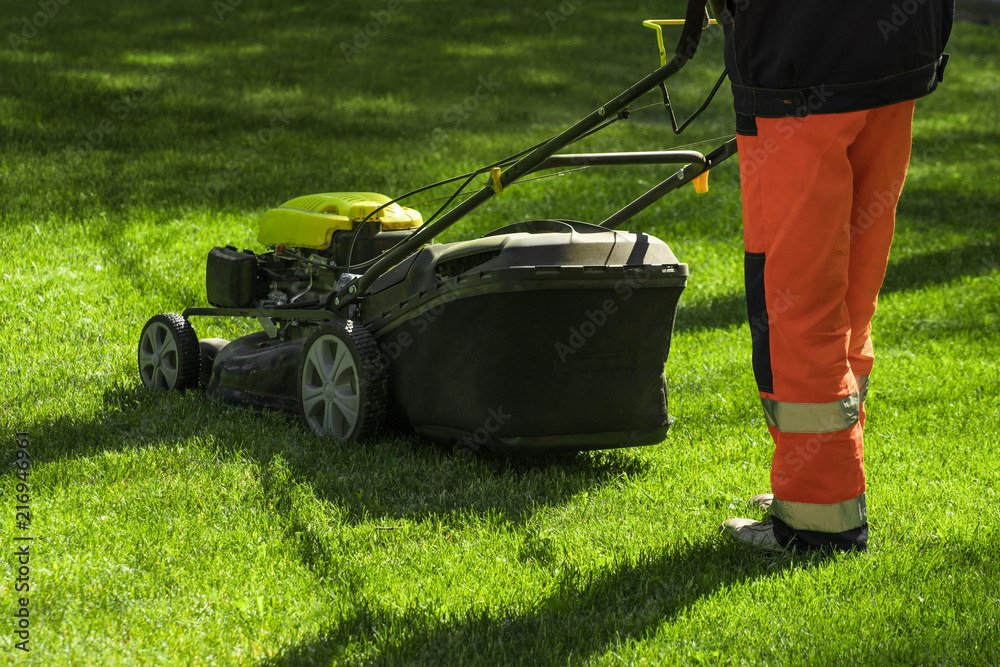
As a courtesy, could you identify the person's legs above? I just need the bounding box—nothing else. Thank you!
[733,111,872,551]
[725,102,916,551]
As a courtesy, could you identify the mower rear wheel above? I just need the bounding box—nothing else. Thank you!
[298,321,386,441]
[138,313,201,391]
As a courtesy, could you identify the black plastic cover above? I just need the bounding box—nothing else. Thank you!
[206,246,261,308]
[205,332,304,412]
[332,225,416,269]
[361,221,688,453]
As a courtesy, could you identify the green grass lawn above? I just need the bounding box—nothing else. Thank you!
[2,1,999,664]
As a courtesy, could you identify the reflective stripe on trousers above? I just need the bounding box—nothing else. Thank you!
[761,393,859,433]
[771,493,868,533]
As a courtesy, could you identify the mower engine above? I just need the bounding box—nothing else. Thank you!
[205,193,422,316]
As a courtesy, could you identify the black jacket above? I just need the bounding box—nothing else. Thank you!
[719,0,954,134]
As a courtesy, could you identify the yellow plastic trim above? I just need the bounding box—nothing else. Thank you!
[488,167,504,194]
[259,208,352,249]
[643,18,719,67]
[258,192,422,250]
[692,171,709,194]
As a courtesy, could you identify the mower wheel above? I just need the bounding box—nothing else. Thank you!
[298,321,386,441]
[138,313,201,391]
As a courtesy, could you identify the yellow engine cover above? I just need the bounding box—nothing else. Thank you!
[258,192,423,250]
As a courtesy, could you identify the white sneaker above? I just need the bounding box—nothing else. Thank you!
[750,493,773,511]
[720,518,781,552]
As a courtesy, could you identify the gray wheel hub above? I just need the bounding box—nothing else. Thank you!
[139,322,179,390]
[301,334,361,437]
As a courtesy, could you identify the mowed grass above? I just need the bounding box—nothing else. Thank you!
[1,1,999,664]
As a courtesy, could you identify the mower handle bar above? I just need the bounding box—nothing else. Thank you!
[600,138,736,229]
[334,0,712,308]
[536,150,706,170]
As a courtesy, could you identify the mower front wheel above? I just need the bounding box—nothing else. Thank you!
[298,321,386,441]
[138,313,201,391]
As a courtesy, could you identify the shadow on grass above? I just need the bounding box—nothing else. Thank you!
[9,378,660,597]
[252,527,998,666]
[264,528,1000,665]
[675,236,1000,334]
[260,540,821,666]
[19,379,653,533]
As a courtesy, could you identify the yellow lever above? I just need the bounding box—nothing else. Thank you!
[643,18,719,67]
[692,171,709,194]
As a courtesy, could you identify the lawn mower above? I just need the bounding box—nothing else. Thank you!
[137,0,737,454]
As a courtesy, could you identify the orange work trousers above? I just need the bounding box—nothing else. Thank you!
[737,100,915,551]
